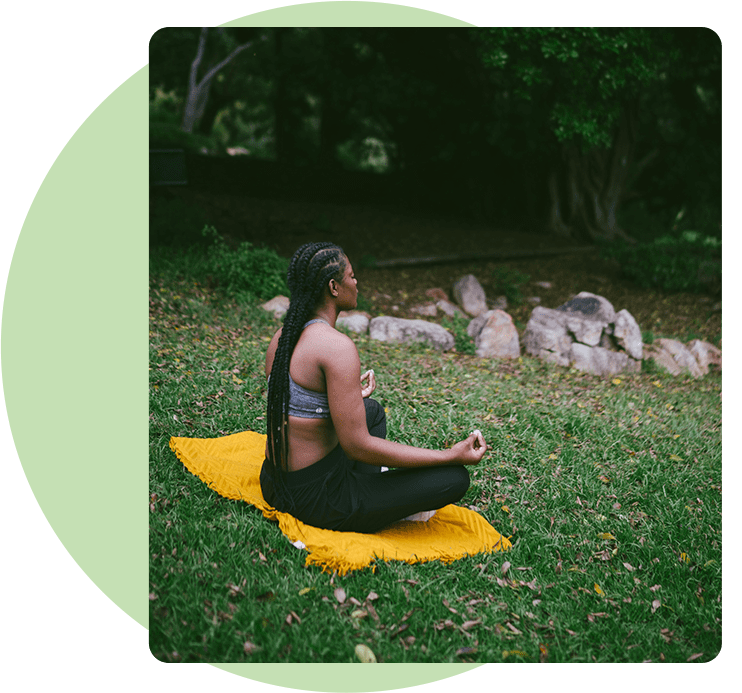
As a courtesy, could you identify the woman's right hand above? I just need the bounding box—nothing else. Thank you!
[450,429,487,465]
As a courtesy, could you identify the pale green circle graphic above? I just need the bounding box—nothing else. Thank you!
[2,2,482,690]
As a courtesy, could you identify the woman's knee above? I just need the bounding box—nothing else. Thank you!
[449,465,470,499]
[363,398,387,439]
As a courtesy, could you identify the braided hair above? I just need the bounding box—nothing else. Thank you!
[266,242,347,501]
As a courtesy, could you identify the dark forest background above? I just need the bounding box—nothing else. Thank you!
[149,27,720,253]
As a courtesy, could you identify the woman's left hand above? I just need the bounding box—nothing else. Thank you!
[360,369,376,398]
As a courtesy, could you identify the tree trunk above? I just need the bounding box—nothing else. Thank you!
[181,28,258,134]
[546,105,637,243]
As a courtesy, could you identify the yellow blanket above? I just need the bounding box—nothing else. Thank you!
[169,431,511,575]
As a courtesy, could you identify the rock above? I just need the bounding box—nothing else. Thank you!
[557,291,616,325]
[687,339,721,374]
[493,296,508,311]
[425,287,450,302]
[410,303,438,317]
[522,306,573,367]
[467,311,493,340]
[336,310,370,334]
[453,274,487,317]
[369,316,455,351]
[527,297,542,305]
[437,299,465,318]
[473,310,520,359]
[613,309,643,360]
[261,295,290,318]
[571,343,628,377]
[646,338,704,378]
[534,281,553,289]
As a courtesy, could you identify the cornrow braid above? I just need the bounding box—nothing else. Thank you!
[266,242,347,508]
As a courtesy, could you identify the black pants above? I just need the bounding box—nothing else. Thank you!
[260,398,470,533]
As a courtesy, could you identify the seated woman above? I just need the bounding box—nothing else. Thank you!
[260,242,487,533]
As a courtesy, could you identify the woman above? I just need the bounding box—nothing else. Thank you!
[260,242,487,533]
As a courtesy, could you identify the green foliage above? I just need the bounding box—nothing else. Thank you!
[477,28,674,149]
[440,314,476,355]
[201,226,289,300]
[491,267,530,305]
[601,231,721,293]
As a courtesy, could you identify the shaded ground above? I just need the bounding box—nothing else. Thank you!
[165,188,722,345]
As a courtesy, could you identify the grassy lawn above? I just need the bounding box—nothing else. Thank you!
[149,265,721,664]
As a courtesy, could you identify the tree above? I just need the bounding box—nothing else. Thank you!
[475,28,718,243]
[181,27,266,134]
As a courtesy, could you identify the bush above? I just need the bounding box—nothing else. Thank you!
[441,314,476,355]
[201,226,289,301]
[491,267,530,305]
[601,230,721,294]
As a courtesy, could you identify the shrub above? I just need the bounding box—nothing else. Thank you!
[491,267,530,305]
[441,314,476,355]
[601,230,721,293]
[202,226,289,300]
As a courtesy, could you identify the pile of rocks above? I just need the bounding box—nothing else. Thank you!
[260,275,720,379]
[523,292,643,377]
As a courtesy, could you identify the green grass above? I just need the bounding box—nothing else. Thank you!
[149,269,721,664]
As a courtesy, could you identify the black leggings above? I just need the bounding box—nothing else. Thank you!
[260,399,470,533]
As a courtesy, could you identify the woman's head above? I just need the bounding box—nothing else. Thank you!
[286,242,348,309]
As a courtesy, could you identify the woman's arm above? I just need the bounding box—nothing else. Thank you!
[321,332,486,468]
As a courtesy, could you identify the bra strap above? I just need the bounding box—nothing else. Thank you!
[302,318,329,328]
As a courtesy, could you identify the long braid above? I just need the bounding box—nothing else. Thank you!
[266,242,347,508]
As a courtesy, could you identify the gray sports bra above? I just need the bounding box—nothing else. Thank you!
[269,319,331,419]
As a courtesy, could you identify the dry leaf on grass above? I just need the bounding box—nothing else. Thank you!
[243,641,259,655]
[334,587,346,604]
[355,643,377,663]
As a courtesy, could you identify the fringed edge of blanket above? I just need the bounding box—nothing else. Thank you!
[303,539,510,577]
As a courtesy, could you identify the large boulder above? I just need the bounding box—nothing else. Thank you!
[453,274,488,317]
[468,310,520,359]
[369,316,455,351]
[523,292,642,376]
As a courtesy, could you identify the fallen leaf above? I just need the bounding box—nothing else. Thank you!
[597,532,615,540]
[351,609,368,620]
[501,505,510,513]
[149,593,158,601]
[355,643,377,663]
[243,641,259,655]
[687,652,704,662]
[566,629,578,636]
[649,584,661,592]
[505,622,523,635]
[622,562,634,572]
[457,646,478,657]
[258,551,267,562]
[594,583,605,597]
[501,561,511,576]
[334,588,347,604]
[651,599,662,614]
[366,591,379,601]
[502,649,528,659]
[461,619,482,631]
[298,587,312,596]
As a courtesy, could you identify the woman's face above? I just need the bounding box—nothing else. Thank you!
[335,259,358,310]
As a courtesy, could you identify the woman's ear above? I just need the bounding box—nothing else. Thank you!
[329,279,339,297]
